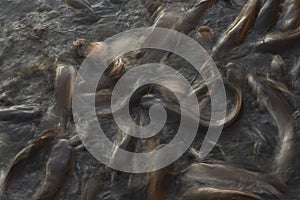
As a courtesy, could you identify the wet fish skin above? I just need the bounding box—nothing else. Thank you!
[146,167,170,200]
[290,56,300,93]
[247,75,295,183]
[152,0,213,33]
[80,169,103,200]
[54,64,76,132]
[181,187,264,200]
[142,0,213,63]
[212,0,260,60]
[181,0,214,34]
[182,161,286,199]
[33,139,74,200]
[255,28,300,54]
[278,0,300,32]
[253,0,281,34]
[145,142,171,200]
[0,105,41,122]
[2,129,57,192]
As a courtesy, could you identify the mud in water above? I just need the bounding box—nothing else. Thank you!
[0,0,300,199]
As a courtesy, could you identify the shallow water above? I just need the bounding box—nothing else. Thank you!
[0,0,300,199]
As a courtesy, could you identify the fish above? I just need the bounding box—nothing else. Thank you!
[145,143,171,200]
[247,74,295,183]
[2,129,57,192]
[152,0,213,33]
[54,64,76,132]
[80,169,104,200]
[270,55,285,73]
[212,0,260,60]
[278,0,300,32]
[181,187,263,200]
[182,160,286,199]
[255,27,300,54]
[0,105,41,122]
[253,0,281,34]
[109,127,138,181]
[146,166,170,200]
[141,0,213,63]
[180,0,214,34]
[290,56,300,93]
[196,80,243,127]
[33,139,74,200]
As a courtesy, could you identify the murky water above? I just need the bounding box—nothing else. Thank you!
[0,0,300,199]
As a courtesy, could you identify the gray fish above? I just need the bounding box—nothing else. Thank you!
[33,139,74,200]
[253,0,281,34]
[278,0,300,32]
[212,0,260,60]
[0,105,41,122]
[181,187,263,200]
[182,160,286,199]
[247,74,295,183]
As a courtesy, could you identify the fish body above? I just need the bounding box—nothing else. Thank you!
[181,187,263,200]
[64,0,95,13]
[255,28,300,53]
[2,129,57,192]
[247,75,295,183]
[279,0,300,31]
[212,0,260,60]
[183,161,285,198]
[253,0,281,34]
[142,0,213,63]
[34,140,74,200]
[80,169,103,200]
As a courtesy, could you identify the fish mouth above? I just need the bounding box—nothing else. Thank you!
[108,58,125,80]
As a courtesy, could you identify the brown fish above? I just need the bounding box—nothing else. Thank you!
[2,129,57,192]
[54,64,76,132]
[255,27,300,53]
[247,74,295,183]
[146,166,170,200]
[145,143,171,200]
[109,128,138,181]
[253,0,281,34]
[290,56,300,93]
[152,0,213,33]
[194,80,243,127]
[212,0,260,60]
[182,160,286,199]
[33,139,74,200]
[80,169,104,200]
[278,0,300,32]
[141,0,213,63]
[181,187,263,200]
[72,39,125,79]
